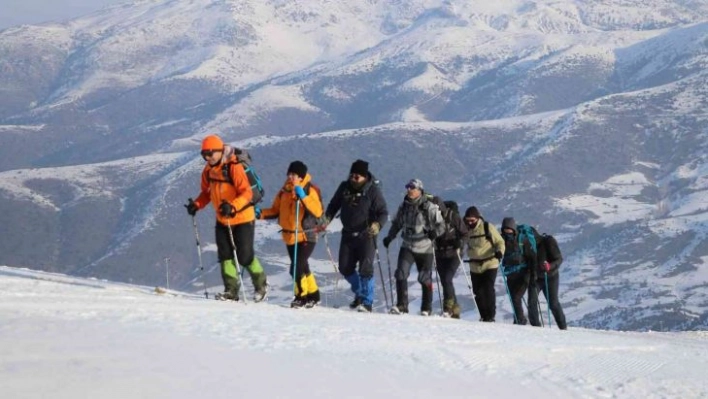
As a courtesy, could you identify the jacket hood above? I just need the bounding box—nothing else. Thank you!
[501,217,517,233]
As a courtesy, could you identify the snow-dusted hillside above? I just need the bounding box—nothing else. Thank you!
[0,0,707,331]
[1,265,707,399]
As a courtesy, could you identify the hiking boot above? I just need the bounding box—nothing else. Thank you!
[420,310,431,316]
[389,305,408,315]
[356,304,373,313]
[253,286,268,303]
[442,311,451,318]
[305,291,321,308]
[349,297,363,310]
[215,291,239,301]
[291,297,307,308]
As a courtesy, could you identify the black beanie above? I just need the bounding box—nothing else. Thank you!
[350,159,369,176]
[287,160,308,179]
[465,206,481,219]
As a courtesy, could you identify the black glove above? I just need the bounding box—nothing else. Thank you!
[184,198,198,216]
[219,201,236,218]
[427,230,437,241]
[382,236,393,248]
[494,250,503,260]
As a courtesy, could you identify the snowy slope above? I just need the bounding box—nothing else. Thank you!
[1,265,707,399]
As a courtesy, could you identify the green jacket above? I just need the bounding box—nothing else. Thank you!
[464,219,505,273]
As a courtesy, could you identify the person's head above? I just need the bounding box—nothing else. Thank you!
[349,159,369,186]
[501,217,517,239]
[201,134,224,166]
[287,160,308,185]
[405,178,423,199]
[464,206,481,227]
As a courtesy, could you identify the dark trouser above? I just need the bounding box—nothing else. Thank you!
[505,270,530,325]
[394,247,434,311]
[338,233,375,277]
[215,221,256,292]
[215,221,255,265]
[286,242,316,294]
[533,272,567,330]
[339,233,376,305]
[436,253,460,306]
[470,268,498,321]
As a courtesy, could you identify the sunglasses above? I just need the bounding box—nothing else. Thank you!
[201,149,221,160]
[405,185,419,190]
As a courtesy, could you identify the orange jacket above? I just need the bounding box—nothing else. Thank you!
[261,173,323,245]
[193,149,255,226]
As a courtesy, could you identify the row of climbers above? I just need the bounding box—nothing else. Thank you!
[184,134,566,328]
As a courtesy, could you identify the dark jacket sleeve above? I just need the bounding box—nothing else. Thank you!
[325,181,346,220]
[370,184,388,228]
[453,212,468,238]
[546,235,563,274]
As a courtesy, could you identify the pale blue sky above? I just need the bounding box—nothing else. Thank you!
[1,0,127,30]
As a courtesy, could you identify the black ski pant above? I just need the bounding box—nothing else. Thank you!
[505,270,531,325]
[287,241,316,296]
[435,253,459,306]
[215,221,255,266]
[533,272,567,330]
[470,268,497,322]
[394,247,433,312]
[338,233,375,278]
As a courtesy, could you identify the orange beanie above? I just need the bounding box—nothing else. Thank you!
[201,135,224,151]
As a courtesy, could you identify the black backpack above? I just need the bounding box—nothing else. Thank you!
[440,200,461,247]
[300,182,328,242]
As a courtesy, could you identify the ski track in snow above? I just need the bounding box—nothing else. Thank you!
[1,266,707,399]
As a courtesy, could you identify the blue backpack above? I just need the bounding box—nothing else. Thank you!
[516,224,538,254]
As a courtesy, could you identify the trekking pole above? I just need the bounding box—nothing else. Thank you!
[432,251,443,313]
[386,247,395,307]
[544,272,553,328]
[226,218,247,304]
[191,215,209,299]
[323,232,340,305]
[535,284,545,327]
[374,240,389,309]
[499,263,517,324]
[458,252,477,313]
[292,199,301,299]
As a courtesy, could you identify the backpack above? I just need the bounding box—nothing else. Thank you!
[516,224,539,254]
[469,219,493,246]
[542,233,562,265]
[219,148,265,206]
[301,182,328,242]
[439,200,461,248]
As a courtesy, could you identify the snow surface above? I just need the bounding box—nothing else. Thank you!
[1,265,707,399]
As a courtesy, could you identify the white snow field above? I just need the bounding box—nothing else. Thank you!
[1,265,706,399]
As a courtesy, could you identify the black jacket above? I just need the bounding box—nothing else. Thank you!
[325,173,388,235]
[537,234,563,276]
[434,206,468,258]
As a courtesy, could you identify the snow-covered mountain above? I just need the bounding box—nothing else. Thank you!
[2,265,708,398]
[0,0,707,331]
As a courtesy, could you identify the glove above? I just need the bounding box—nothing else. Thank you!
[254,205,262,220]
[367,222,380,237]
[219,201,236,218]
[294,185,306,199]
[541,261,551,273]
[184,198,198,216]
[382,236,393,248]
[427,230,437,241]
[494,250,503,261]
